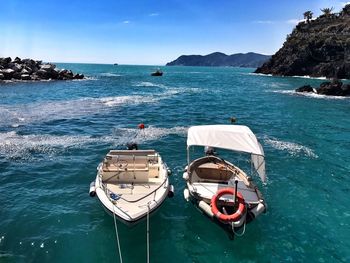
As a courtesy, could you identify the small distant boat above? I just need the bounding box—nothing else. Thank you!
[183,125,267,237]
[90,148,173,224]
[151,69,163,76]
[113,63,118,66]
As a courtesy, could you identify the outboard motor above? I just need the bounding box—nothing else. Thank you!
[126,142,138,150]
[205,146,216,156]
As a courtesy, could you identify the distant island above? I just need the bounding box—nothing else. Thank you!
[255,4,350,79]
[0,57,84,81]
[166,52,271,68]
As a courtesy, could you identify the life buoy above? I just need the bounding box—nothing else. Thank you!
[211,188,245,223]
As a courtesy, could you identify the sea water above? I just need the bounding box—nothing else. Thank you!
[0,65,349,262]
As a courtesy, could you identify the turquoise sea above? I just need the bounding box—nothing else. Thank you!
[0,64,349,262]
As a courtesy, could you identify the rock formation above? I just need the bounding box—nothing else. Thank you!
[255,5,350,79]
[0,57,84,81]
[295,79,350,96]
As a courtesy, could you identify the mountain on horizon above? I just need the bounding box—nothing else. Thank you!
[166,52,271,68]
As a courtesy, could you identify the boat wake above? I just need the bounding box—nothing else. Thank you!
[264,137,318,158]
[0,131,103,160]
[112,126,188,145]
[0,88,186,127]
[0,126,188,161]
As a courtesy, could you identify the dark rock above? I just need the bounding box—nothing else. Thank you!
[0,57,11,66]
[0,56,85,82]
[12,72,22,80]
[40,63,56,71]
[11,63,22,72]
[341,84,350,95]
[13,57,21,63]
[317,80,345,95]
[295,85,315,93]
[1,68,15,79]
[21,74,31,80]
[21,68,31,75]
[30,74,40,81]
[36,69,51,79]
[74,73,84,79]
[255,4,350,79]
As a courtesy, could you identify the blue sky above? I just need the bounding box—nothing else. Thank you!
[0,0,348,65]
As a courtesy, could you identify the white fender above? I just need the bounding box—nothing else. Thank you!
[231,210,247,228]
[183,172,189,181]
[251,202,266,218]
[168,185,174,198]
[89,181,96,197]
[183,188,190,201]
[198,201,214,218]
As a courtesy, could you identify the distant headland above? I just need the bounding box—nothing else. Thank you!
[166,52,270,68]
[0,57,84,81]
[255,4,350,79]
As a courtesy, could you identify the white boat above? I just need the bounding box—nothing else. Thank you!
[90,149,173,224]
[183,125,267,236]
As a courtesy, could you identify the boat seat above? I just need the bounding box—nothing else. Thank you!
[194,163,233,182]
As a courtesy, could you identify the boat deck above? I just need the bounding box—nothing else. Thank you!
[191,180,260,204]
[104,178,167,220]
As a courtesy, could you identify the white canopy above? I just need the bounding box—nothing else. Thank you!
[187,125,266,182]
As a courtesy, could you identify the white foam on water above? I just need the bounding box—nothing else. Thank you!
[0,84,196,127]
[264,137,318,158]
[0,131,104,160]
[270,90,350,100]
[290,75,327,80]
[99,95,157,107]
[134,81,159,87]
[133,81,169,89]
[99,73,122,77]
[0,92,168,126]
[0,126,188,161]
[249,73,274,77]
[112,126,188,146]
[270,83,290,88]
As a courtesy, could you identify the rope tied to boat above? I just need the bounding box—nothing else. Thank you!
[147,201,151,263]
[112,204,123,263]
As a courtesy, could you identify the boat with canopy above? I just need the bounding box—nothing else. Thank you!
[183,125,267,236]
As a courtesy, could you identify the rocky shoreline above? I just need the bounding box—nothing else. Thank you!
[0,57,84,81]
[295,80,350,96]
[255,4,350,79]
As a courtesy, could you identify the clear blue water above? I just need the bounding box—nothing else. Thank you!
[0,64,349,262]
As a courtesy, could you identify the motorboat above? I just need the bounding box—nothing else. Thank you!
[151,69,163,76]
[90,149,173,224]
[183,125,267,236]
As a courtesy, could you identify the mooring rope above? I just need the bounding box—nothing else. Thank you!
[112,204,123,263]
[147,202,151,263]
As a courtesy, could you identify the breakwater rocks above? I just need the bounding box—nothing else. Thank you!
[295,80,350,96]
[255,4,350,79]
[0,57,84,81]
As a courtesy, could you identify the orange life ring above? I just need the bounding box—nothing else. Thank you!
[211,188,245,223]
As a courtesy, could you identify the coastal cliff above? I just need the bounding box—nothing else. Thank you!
[255,5,350,79]
[0,57,84,81]
[166,52,270,68]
